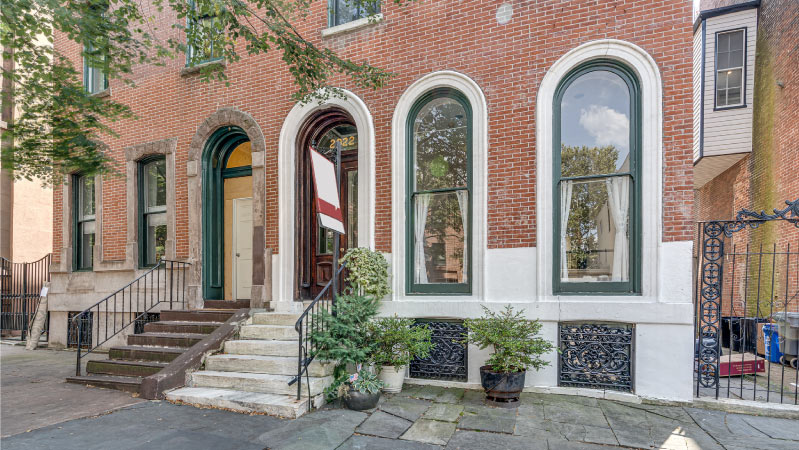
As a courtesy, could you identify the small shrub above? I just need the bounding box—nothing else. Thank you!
[340,247,390,300]
[462,305,555,374]
[370,316,433,368]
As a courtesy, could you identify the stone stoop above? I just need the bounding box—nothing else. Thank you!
[66,305,241,393]
[166,311,334,419]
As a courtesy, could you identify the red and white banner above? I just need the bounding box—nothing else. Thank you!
[309,146,345,234]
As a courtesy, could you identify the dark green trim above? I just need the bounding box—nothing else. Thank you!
[137,155,166,268]
[201,126,250,300]
[552,60,642,295]
[222,166,252,179]
[405,88,472,296]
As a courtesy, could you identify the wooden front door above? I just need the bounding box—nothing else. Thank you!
[296,112,359,300]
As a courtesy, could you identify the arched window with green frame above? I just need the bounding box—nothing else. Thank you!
[553,60,642,294]
[406,88,472,295]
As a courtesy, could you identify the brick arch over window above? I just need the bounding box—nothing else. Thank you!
[186,107,269,309]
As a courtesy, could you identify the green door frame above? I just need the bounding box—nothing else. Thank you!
[201,126,251,300]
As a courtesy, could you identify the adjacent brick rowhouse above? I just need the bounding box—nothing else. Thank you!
[695,0,799,316]
[52,0,694,265]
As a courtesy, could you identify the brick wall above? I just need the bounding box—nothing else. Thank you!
[52,0,694,264]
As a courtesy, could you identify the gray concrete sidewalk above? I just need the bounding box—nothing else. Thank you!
[0,345,144,437]
[3,347,799,449]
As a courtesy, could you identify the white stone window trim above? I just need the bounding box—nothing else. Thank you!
[124,138,178,269]
[321,13,383,38]
[390,70,488,303]
[536,39,669,303]
[277,88,376,310]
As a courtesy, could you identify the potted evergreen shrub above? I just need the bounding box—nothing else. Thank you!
[462,305,555,407]
[370,316,434,393]
[311,248,390,409]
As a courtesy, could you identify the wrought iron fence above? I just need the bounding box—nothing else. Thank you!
[289,263,346,400]
[0,254,51,341]
[72,259,190,376]
[694,200,799,405]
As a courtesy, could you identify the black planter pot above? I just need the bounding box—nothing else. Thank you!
[343,389,381,410]
[479,366,526,408]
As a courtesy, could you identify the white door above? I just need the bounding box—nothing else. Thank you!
[232,197,253,300]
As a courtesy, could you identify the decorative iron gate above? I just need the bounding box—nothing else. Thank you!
[0,254,51,340]
[695,200,799,405]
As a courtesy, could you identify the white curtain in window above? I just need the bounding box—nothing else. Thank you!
[414,193,431,284]
[560,181,573,281]
[455,190,469,283]
[605,177,630,281]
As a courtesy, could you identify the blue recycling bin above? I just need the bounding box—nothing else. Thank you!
[763,324,783,363]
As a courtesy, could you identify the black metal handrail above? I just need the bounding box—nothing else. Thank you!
[289,262,346,400]
[72,259,190,376]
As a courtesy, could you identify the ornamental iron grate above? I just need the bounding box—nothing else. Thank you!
[410,320,468,381]
[559,322,634,392]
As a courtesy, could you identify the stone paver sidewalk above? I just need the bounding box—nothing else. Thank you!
[3,366,799,449]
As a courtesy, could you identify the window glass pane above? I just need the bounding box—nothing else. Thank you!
[413,97,468,191]
[331,0,379,26]
[560,70,630,177]
[80,176,95,218]
[319,125,357,154]
[727,87,742,105]
[90,67,105,93]
[81,221,95,269]
[560,177,629,283]
[144,159,166,211]
[190,16,222,63]
[413,191,467,284]
[717,88,727,106]
[146,213,167,265]
[729,31,743,51]
[727,68,742,89]
[729,49,743,68]
[717,51,730,70]
[318,227,334,255]
[718,33,729,53]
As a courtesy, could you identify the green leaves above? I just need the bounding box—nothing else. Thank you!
[3,0,407,182]
[462,305,555,374]
[310,293,379,366]
[369,316,433,367]
[340,247,391,300]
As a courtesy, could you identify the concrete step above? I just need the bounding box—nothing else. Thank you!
[144,321,222,334]
[109,345,185,363]
[203,300,250,310]
[166,387,311,419]
[190,370,332,397]
[205,354,334,377]
[251,313,300,326]
[224,339,299,357]
[86,359,168,377]
[66,374,142,393]
[160,310,234,323]
[127,332,206,348]
[239,324,298,340]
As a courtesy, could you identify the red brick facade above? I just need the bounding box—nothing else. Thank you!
[52,0,694,265]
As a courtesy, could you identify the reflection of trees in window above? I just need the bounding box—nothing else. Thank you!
[561,144,618,270]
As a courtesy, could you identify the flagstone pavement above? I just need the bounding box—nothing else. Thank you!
[4,381,799,450]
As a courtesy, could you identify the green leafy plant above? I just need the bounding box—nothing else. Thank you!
[340,247,390,300]
[370,316,433,368]
[311,293,379,366]
[347,367,384,395]
[462,305,555,374]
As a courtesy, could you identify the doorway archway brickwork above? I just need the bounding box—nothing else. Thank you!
[187,108,268,308]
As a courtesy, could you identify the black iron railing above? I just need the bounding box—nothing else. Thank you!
[289,263,346,400]
[72,259,190,376]
[0,254,51,341]
[694,199,799,405]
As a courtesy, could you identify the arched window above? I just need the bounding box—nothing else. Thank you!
[406,88,472,294]
[553,61,641,294]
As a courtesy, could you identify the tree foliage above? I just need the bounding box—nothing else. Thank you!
[1,0,411,183]
[369,315,433,368]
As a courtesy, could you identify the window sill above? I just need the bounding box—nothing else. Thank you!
[91,88,111,98]
[713,103,747,111]
[180,59,226,77]
[321,13,383,38]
